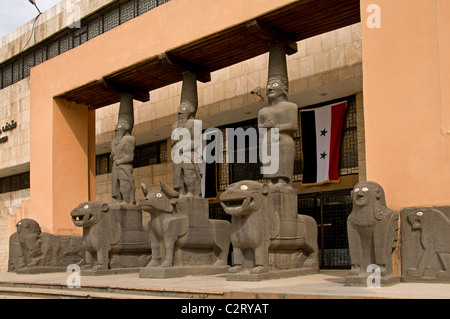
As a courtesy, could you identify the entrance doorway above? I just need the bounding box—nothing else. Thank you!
[298,190,353,269]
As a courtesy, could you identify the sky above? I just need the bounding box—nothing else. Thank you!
[0,0,63,38]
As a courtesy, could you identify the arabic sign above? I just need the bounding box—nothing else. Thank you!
[0,120,17,144]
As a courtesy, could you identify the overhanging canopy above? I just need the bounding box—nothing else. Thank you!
[56,0,360,109]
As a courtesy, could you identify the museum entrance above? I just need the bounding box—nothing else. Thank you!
[298,190,353,269]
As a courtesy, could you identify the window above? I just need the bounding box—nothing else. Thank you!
[95,139,167,175]
[0,172,30,194]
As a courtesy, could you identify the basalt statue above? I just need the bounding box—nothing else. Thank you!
[346,181,400,286]
[8,219,83,272]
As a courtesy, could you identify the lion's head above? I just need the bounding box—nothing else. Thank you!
[71,201,109,228]
[16,219,41,246]
[219,180,269,216]
[349,181,390,226]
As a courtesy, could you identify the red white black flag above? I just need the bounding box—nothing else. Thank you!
[300,101,347,186]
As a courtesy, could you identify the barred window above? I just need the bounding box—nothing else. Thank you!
[95,139,167,175]
[293,95,358,182]
[0,172,30,194]
[216,95,358,190]
[0,0,172,90]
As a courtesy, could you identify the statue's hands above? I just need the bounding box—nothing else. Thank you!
[263,118,275,128]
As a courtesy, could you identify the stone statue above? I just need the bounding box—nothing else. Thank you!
[220,180,318,277]
[171,71,202,197]
[401,207,450,282]
[8,219,83,272]
[70,201,151,271]
[111,93,136,205]
[139,183,231,269]
[346,181,400,286]
[218,43,318,281]
[257,43,298,188]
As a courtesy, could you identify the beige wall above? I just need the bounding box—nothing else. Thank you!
[0,79,30,174]
[361,0,450,210]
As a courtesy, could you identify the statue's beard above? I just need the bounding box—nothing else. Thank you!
[114,130,125,145]
[351,201,378,226]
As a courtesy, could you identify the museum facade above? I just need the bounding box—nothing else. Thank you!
[0,0,448,273]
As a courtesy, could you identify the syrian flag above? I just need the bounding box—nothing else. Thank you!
[300,101,347,186]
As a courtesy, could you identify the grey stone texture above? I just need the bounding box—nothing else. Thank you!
[111,93,136,205]
[8,219,83,273]
[400,206,450,282]
[138,183,231,276]
[171,71,202,197]
[70,201,151,272]
[220,181,318,281]
[345,181,400,286]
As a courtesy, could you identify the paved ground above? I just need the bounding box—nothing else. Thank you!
[0,269,449,299]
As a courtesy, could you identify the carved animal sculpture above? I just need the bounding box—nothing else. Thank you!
[70,201,151,270]
[9,218,82,271]
[347,181,399,277]
[220,180,318,274]
[139,183,231,268]
[405,208,450,280]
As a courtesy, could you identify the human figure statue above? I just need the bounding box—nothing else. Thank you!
[111,93,136,205]
[171,71,202,197]
[257,43,298,188]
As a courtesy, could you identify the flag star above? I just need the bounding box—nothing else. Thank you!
[320,128,328,136]
[320,152,327,159]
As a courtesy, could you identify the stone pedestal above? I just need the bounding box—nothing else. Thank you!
[140,265,229,279]
[345,273,400,287]
[400,206,450,283]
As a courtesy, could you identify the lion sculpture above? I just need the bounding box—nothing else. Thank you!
[401,207,450,281]
[346,181,399,285]
[8,218,83,272]
[139,183,231,268]
[70,201,151,271]
[220,180,318,275]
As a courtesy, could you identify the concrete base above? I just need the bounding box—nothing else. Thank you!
[226,267,319,282]
[345,274,400,287]
[81,268,140,276]
[139,265,229,279]
[15,267,68,274]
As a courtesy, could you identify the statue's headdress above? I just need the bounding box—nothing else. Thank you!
[267,43,289,90]
[180,71,198,117]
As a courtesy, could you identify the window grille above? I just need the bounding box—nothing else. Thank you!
[0,172,30,194]
[95,139,167,175]
[0,0,171,90]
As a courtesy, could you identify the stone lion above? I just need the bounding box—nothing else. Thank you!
[402,207,450,281]
[70,201,151,271]
[347,181,399,279]
[8,218,83,271]
[220,180,318,275]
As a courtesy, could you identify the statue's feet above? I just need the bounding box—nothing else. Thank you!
[93,264,108,271]
[228,265,244,273]
[213,259,227,267]
[250,266,269,274]
[147,258,162,267]
[348,265,361,277]
[81,263,93,270]
[407,268,421,278]
[160,260,173,268]
[303,258,317,269]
